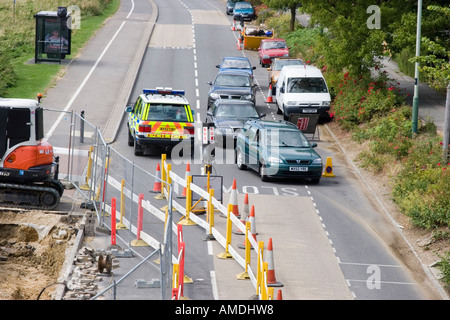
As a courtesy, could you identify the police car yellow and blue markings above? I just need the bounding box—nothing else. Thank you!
[130,89,194,140]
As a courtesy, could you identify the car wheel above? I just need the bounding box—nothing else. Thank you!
[128,129,134,146]
[236,149,247,170]
[259,164,269,182]
[134,142,144,156]
[276,103,282,115]
[310,177,321,184]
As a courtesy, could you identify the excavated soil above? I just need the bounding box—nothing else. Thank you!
[0,210,77,300]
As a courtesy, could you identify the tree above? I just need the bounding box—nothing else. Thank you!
[410,5,450,160]
[263,0,302,31]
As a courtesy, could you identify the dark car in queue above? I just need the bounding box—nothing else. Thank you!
[207,70,256,109]
[226,0,239,15]
[216,56,256,78]
[235,119,323,182]
[206,99,265,148]
[233,1,256,21]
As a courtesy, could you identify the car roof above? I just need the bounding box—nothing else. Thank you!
[261,38,286,42]
[140,90,189,105]
[280,65,323,77]
[222,56,250,61]
[215,99,254,106]
[216,69,252,76]
[248,119,299,130]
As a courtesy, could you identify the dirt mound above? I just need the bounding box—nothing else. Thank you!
[0,210,77,300]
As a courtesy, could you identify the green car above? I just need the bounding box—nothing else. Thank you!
[235,119,323,183]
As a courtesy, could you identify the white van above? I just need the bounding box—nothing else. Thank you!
[275,65,331,120]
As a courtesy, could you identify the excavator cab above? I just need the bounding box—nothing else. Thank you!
[0,97,64,209]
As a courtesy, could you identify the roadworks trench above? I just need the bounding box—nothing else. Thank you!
[0,209,77,300]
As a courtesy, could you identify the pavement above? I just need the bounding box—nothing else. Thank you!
[40,1,448,301]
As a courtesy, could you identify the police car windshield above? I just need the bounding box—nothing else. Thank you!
[146,104,189,122]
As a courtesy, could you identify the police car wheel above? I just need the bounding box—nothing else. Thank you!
[134,142,143,156]
[128,130,134,146]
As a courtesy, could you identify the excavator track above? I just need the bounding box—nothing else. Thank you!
[0,182,61,210]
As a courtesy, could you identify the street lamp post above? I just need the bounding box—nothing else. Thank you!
[412,0,423,134]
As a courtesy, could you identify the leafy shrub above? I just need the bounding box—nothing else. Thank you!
[329,71,405,129]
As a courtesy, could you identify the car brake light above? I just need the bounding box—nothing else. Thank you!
[138,124,152,133]
[185,127,194,135]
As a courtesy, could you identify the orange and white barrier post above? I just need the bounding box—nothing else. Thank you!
[131,194,149,247]
[266,238,283,287]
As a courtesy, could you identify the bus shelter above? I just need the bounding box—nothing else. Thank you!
[34,8,71,63]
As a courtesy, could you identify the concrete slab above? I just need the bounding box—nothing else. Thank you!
[212,193,354,300]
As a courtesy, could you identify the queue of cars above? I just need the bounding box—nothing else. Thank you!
[125,3,326,182]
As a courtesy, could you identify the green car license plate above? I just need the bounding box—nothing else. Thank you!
[289,167,308,172]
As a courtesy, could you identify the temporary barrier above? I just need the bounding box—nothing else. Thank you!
[63,110,279,299]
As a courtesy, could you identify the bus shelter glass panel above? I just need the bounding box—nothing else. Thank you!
[34,11,71,63]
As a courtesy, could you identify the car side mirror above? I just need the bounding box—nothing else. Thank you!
[125,104,133,112]
[252,66,256,70]
[207,81,212,85]
[259,113,266,118]
[216,65,220,68]
[280,87,284,93]
[311,143,317,148]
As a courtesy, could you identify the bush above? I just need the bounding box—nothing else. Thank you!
[328,71,405,129]
[0,53,17,96]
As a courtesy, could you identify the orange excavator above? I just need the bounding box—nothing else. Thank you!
[0,94,64,209]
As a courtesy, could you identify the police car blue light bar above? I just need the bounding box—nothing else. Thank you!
[143,88,185,96]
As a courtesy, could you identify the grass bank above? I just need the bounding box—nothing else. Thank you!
[0,0,120,98]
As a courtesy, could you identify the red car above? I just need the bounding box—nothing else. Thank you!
[258,38,290,67]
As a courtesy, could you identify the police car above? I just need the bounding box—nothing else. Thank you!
[126,88,195,156]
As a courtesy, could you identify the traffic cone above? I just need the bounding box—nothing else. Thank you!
[277,290,283,300]
[236,39,241,50]
[266,238,283,287]
[238,205,256,249]
[181,162,191,198]
[322,157,335,177]
[266,84,274,103]
[231,19,236,31]
[229,179,240,218]
[151,163,162,192]
[233,193,249,235]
